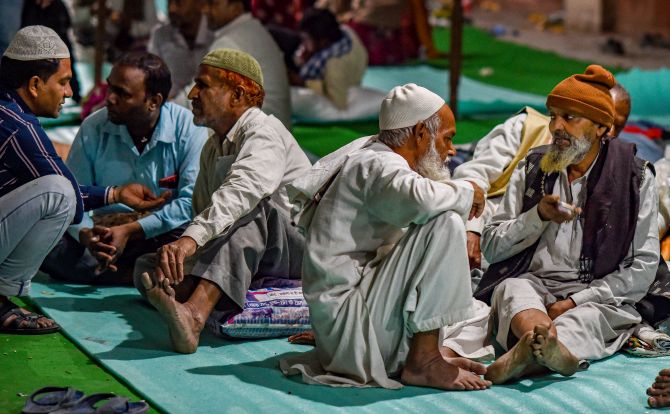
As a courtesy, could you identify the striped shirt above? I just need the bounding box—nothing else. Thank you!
[0,88,109,224]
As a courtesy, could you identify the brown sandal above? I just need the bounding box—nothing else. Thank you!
[0,301,60,335]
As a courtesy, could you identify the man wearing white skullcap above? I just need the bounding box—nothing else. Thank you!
[280,83,490,390]
[0,26,168,334]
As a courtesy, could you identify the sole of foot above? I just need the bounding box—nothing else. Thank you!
[484,331,535,384]
[531,324,578,376]
[141,272,200,354]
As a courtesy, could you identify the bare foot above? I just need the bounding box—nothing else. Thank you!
[446,356,488,376]
[647,369,670,408]
[531,324,578,376]
[401,352,491,391]
[485,331,535,384]
[288,330,315,345]
[141,272,204,354]
[440,346,459,359]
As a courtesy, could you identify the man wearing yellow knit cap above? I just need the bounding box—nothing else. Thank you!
[134,48,311,353]
[473,65,659,384]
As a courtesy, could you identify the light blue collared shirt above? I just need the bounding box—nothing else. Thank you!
[66,102,208,240]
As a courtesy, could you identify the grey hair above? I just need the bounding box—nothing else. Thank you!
[610,83,631,105]
[376,111,442,147]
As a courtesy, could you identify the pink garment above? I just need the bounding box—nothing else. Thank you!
[346,16,418,66]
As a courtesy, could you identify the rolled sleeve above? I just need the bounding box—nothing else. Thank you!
[181,224,211,247]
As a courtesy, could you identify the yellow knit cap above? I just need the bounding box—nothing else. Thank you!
[546,64,616,127]
[201,48,264,88]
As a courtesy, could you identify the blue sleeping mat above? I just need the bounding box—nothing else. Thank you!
[29,274,667,414]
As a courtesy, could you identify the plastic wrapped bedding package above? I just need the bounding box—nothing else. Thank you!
[219,287,311,339]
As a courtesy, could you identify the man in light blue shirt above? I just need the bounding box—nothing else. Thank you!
[42,52,208,285]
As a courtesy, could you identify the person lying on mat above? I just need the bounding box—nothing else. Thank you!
[648,368,670,408]
[290,7,367,111]
[468,65,659,384]
[280,83,491,391]
[134,49,311,353]
[40,52,208,285]
[452,83,631,271]
[0,26,167,334]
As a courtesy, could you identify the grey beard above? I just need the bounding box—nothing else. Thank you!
[540,133,592,173]
[416,140,451,181]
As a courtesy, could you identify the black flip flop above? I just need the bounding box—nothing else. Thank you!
[22,386,85,414]
[0,301,60,335]
[50,393,149,414]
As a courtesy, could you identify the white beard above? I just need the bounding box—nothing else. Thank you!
[416,139,451,181]
[540,130,592,173]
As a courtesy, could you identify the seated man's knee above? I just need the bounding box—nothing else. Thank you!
[427,210,466,234]
[39,175,77,218]
[491,278,533,306]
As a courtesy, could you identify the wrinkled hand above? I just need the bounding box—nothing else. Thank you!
[466,231,482,270]
[79,226,118,273]
[537,195,581,224]
[114,183,171,211]
[546,298,576,320]
[466,181,485,220]
[156,236,197,285]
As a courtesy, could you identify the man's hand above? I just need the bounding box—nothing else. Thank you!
[112,183,171,211]
[466,181,485,220]
[466,231,482,270]
[156,237,198,285]
[92,221,144,272]
[546,298,576,320]
[79,226,118,272]
[537,195,581,223]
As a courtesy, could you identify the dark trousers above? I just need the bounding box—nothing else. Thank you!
[41,226,185,285]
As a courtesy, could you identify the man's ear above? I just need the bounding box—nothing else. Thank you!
[27,76,41,99]
[231,85,246,106]
[148,93,163,111]
[597,124,609,141]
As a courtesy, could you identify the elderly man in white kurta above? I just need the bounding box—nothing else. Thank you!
[280,84,491,391]
[475,65,659,384]
[135,49,311,354]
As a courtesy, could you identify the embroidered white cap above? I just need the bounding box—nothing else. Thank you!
[379,83,445,130]
[3,25,70,61]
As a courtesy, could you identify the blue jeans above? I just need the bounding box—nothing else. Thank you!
[0,0,24,56]
[0,175,76,296]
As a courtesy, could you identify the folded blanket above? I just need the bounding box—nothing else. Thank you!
[623,324,670,357]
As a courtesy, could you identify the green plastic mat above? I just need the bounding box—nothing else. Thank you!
[25,274,668,414]
[0,297,158,414]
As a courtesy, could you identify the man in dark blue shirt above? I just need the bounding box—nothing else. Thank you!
[0,26,168,334]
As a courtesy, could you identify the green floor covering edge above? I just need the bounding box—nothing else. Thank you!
[0,297,160,414]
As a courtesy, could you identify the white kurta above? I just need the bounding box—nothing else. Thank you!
[183,107,311,247]
[482,157,659,360]
[280,141,476,388]
[453,113,525,234]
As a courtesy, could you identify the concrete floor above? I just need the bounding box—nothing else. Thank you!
[469,6,670,70]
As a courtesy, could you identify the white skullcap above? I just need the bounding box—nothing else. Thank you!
[379,83,445,130]
[3,26,70,61]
